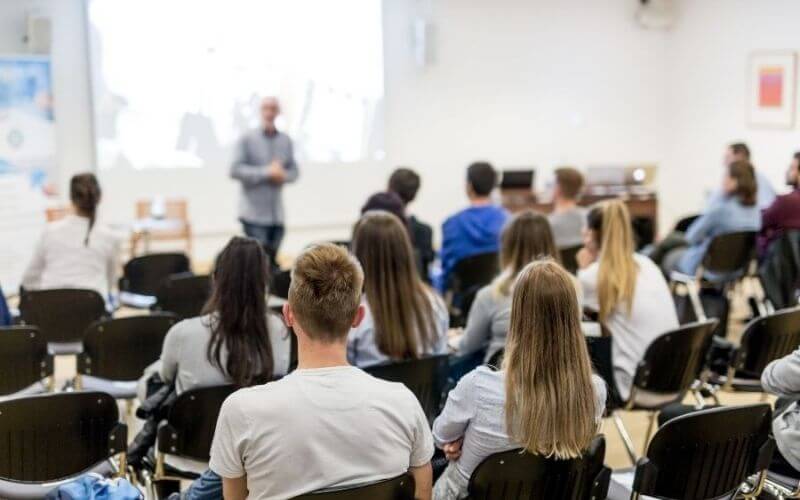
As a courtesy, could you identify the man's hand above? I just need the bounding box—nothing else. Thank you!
[266,160,287,184]
[576,247,597,270]
[442,438,463,461]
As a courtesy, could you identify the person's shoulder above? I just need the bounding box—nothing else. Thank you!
[168,314,212,340]
[633,253,661,274]
[224,378,291,411]
[443,209,468,229]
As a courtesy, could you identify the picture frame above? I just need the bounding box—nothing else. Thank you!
[747,50,797,129]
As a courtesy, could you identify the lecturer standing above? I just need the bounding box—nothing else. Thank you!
[230,97,299,262]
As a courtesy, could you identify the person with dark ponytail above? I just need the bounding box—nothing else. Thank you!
[22,172,120,300]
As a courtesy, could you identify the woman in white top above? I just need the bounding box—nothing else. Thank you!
[22,173,119,300]
[432,261,606,500]
[348,211,448,367]
[155,237,291,395]
[577,200,679,400]
[457,210,580,362]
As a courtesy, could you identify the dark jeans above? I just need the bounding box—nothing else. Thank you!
[241,220,285,267]
[167,470,222,500]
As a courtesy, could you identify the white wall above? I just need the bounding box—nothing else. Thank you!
[3,0,797,261]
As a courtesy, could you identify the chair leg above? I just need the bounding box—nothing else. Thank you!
[643,412,657,454]
[686,280,707,321]
[612,412,638,465]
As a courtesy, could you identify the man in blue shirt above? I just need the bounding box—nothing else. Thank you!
[438,162,508,293]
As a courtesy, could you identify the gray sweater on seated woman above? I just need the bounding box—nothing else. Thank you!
[762,347,800,472]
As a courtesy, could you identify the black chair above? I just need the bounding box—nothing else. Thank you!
[0,392,127,498]
[467,435,610,500]
[152,273,211,319]
[291,474,415,499]
[559,245,582,275]
[150,384,237,488]
[618,404,774,500]
[711,306,800,394]
[119,252,191,298]
[450,252,500,326]
[759,229,800,311]
[364,354,449,423]
[0,326,53,399]
[673,214,700,233]
[270,269,292,300]
[76,313,179,399]
[670,231,757,323]
[18,288,108,355]
[587,320,718,465]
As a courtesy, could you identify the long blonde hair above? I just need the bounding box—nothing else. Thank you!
[495,211,560,296]
[586,200,639,322]
[352,211,437,359]
[504,260,598,459]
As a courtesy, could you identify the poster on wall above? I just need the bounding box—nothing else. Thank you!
[747,51,797,129]
[0,55,53,293]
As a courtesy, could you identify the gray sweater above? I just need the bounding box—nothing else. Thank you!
[457,285,511,363]
[762,347,800,471]
[230,129,299,225]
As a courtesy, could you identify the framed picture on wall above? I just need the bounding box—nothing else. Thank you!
[748,51,797,128]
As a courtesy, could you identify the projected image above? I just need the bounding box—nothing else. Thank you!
[87,0,384,169]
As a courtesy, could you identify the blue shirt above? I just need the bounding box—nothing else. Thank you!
[707,169,777,210]
[438,205,508,292]
[678,195,761,275]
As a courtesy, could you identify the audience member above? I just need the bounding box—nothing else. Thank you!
[761,346,800,477]
[439,161,508,293]
[432,261,606,500]
[759,151,800,258]
[21,173,120,301]
[210,243,433,500]
[389,167,436,282]
[455,211,567,363]
[548,167,587,248]
[707,142,776,209]
[0,283,10,326]
[152,237,291,397]
[661,161,761,277]
[577,200,678,400]
[361,191,407,222]
[349,211,448,366]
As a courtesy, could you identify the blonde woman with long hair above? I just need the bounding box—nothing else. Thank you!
[456,210,567,362]
[348,211,449,366]
[576,200,678,399]
[432,261,606,500]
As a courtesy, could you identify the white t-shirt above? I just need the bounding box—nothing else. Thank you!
[210,366,434,500]
[578,254,679,400]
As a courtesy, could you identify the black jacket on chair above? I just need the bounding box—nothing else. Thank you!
[759,230,800,310]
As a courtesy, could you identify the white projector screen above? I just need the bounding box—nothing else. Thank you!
[87,0,385,170]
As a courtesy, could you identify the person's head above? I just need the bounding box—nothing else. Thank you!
[388,168,421,207]
[285,243,365,344]
[352,211,436,359]
[503,260,598,459]
[496,211,559,296]
[260,97,281,130]
[787,152,800,188]
[723,160,757,206]
[466,161,498,200]
[204,237,273,387]
[360,191,407,223]
[584,200,638,321]
[725,142,751,165]
[553,167,585,203]
[69,173,102,245]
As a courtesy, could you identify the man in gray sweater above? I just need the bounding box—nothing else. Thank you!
[762,344,800,475]
[230,97,299,262]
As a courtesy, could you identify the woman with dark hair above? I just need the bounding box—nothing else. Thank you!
[22,173,119,300]
[156,236,290,394]
[348,211,448,366]
[661,160,762,276]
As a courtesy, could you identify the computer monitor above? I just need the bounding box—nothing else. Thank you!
[500,169,536,190]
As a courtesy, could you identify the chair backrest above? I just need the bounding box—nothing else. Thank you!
[120,252,191,296]
[452,252,500,292]
[632,319,718,399]
[0,392,126,482]
[467,435,610,500]
[270,269,292,300]
[0,326,52,396]
[737,306,800,378]
[559,245,582,275]
[633,404,774,499]
[674,214,700,233]
[19,288,107,344]
[158,384,237,461]
[701,231,756,275]
[291,474,415,500]
[584,336,622,409]
[364,355,449,423]
[153,273,211,319]
[78,313,179,381]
